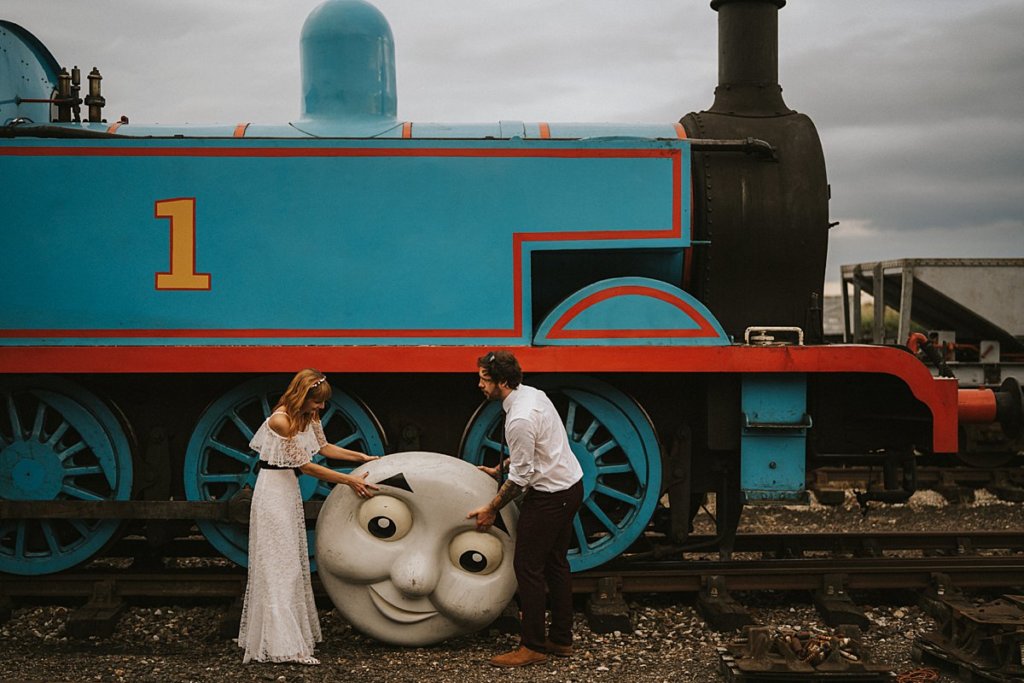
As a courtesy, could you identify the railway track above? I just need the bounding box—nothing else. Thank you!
[808,464,1024,501]
[4,531,1022,682]
[4,531,1022,600]
[4,463,1020,525]
[4,556,1021,600]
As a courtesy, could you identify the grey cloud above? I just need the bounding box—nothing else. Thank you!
[3,0,1021,285]
[788,3,1024,128]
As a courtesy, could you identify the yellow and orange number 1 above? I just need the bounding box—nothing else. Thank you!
[155,198,211,290]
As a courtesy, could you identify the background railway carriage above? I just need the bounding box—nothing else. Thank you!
[1,0,1017,577]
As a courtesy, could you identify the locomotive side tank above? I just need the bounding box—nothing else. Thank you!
[1,0,1008,579]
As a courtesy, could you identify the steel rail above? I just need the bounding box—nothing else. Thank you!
[642,531,1024,555]
[0,499,312,523]
[4,464,1021,522]
[2,556,1022,600]
[101,530,1024,558]
[573,556,1024,594]
[810,464,1024,488]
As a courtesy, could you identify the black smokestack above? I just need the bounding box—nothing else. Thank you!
[681,0,829,344]
[709,0,791,116]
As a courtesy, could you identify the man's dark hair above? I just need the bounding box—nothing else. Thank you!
[477,350,522,389]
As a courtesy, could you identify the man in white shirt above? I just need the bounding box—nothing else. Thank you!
[468,350,584,667]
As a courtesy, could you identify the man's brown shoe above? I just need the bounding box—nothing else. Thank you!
[544,639,573,657]
[489,646,547,667]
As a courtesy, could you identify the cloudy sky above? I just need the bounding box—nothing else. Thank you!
[5,0,1022,292]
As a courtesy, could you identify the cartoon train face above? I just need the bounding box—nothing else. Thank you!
[316,452,518,645]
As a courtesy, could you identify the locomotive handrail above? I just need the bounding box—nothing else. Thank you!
[0,125,778,160]
[689,136,777,160]
[742,413,813,430]
[744,326,805,345]
[0,124,122,138]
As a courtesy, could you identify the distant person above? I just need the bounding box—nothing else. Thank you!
[239,369,378,665]
[467,350,584,667]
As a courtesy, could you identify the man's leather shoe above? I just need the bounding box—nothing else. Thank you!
[544,639,572,657]
[489,646,547,667]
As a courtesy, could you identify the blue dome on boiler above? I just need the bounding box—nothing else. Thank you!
[300,0,397,122]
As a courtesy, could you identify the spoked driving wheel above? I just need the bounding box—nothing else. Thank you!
[0,377,133,575]
[460,374,661,572]
[183,376,386,568]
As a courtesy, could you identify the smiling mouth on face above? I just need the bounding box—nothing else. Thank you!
[368,582,439,624]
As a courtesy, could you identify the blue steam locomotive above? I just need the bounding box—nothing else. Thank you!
[0,0,1015,576]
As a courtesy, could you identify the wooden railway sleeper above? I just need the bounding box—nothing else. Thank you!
[583,576,633,634]
[918,572,971,624]
[992,470,1024,502]
[698,575,755,632]
[65,580,124,639]
[813,574,869,630]
[0,594,13,625]
[219,594,245,640]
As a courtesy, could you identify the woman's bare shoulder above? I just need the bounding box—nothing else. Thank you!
[268,412,293,437]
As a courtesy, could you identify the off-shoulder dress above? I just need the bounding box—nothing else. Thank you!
[237,412,328,663]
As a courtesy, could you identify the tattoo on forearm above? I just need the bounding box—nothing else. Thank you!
[491,480,523,511]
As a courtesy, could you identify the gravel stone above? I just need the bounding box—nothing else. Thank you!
[1,491,1019,682]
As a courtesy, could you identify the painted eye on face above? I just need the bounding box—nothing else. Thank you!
[448,531,504,575]
[356,495,412,541]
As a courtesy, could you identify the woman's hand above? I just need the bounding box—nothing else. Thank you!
[346,471,379,498]
[320,443,379,463]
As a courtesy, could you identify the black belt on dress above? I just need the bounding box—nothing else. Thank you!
[255,460,301,477]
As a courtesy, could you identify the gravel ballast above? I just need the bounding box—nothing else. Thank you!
[1,490,1020,683]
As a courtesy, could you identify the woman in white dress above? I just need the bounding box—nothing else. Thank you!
[238,368,378,665]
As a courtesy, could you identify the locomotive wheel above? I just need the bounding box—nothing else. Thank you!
[954,424,1018,469]
[953,449,1015,469]
[459,374,662,572]
[0,378,133,575]
[183,376,386,569]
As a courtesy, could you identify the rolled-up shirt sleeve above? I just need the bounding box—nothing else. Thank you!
[504,416,536,487]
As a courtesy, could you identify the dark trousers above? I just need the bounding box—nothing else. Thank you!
[513,479,584,651]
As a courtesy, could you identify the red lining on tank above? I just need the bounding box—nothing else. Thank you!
[0,344,959,453]
[545,285,719,339]
[0,146,684,341]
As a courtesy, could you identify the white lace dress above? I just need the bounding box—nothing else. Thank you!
[238,414,328,663]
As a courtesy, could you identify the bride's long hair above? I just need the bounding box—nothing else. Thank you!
[274,368,332,436]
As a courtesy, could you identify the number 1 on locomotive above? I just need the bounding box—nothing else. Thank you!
[155,197,211,290]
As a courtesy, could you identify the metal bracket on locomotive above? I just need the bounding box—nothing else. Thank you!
[690,136,778,161]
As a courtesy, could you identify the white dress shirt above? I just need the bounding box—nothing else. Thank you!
[502,385,583,493]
